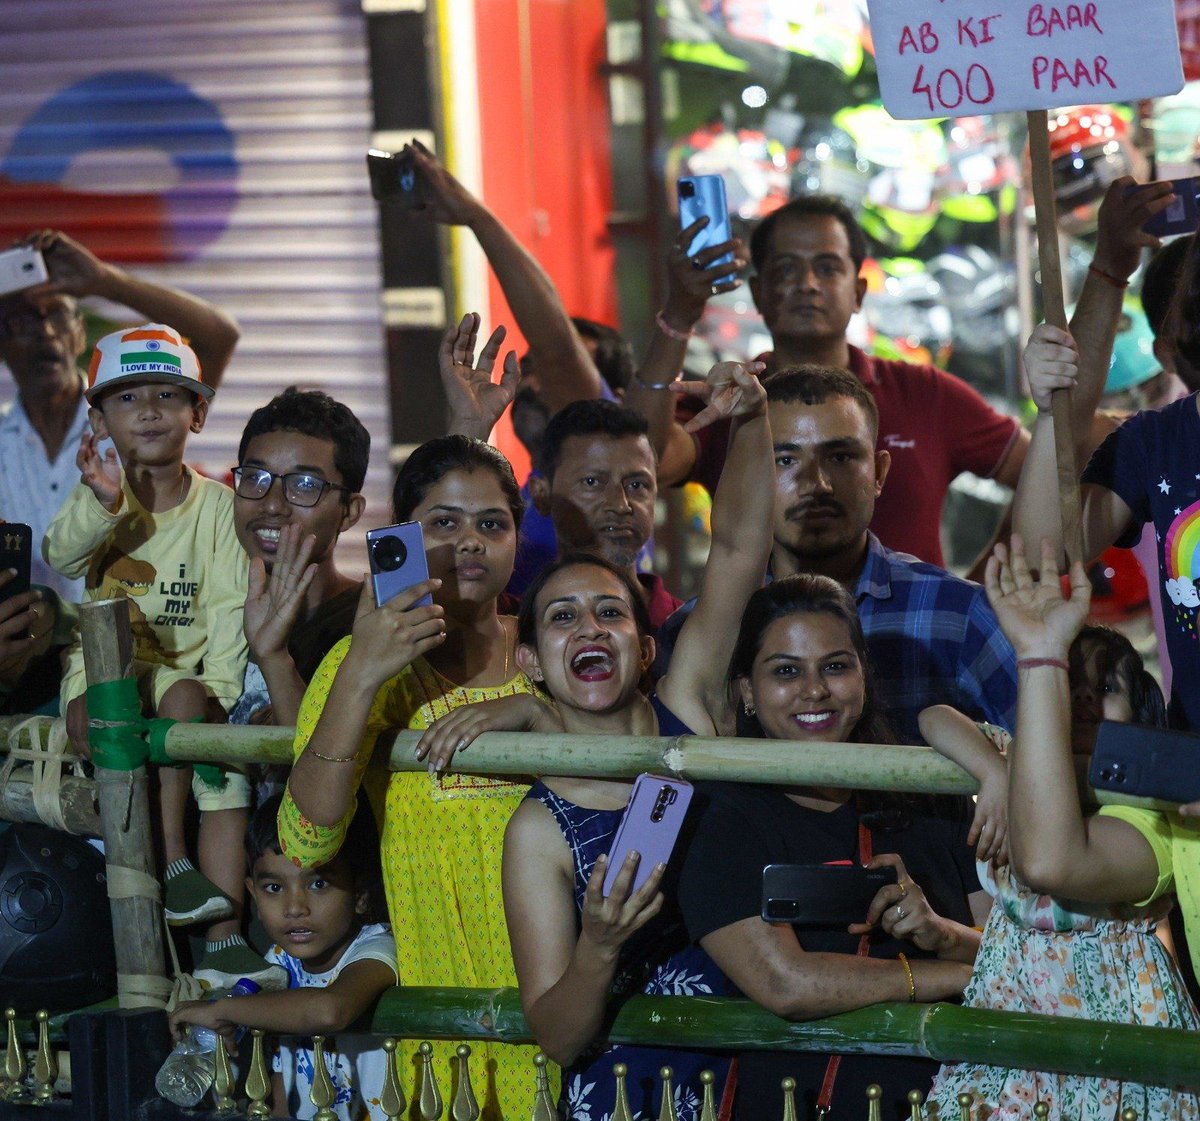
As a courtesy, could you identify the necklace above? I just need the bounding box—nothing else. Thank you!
[499,616,512,681]
[176,469,189,508]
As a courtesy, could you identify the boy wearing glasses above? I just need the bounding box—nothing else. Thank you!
[196,388,368,988]
[43,324,261,979]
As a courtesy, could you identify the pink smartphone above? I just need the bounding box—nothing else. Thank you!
[602,773,694,897]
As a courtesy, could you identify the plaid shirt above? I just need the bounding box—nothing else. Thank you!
[855,533,1017,744]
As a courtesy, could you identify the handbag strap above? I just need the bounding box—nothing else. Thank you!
[815,819,874,1119]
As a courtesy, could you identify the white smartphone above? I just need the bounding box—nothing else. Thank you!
[0,246,49,298]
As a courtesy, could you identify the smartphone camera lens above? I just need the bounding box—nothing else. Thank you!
[370,534,408,572]
[679,181,695,199]
[767,899,799,921]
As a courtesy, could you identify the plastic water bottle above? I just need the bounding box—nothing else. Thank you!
[155,977,262,1107]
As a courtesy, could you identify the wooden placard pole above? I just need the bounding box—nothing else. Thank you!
[1026,108,1086,565]
[79,598,169,1009]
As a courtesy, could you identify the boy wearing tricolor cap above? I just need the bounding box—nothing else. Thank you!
[43,325,272,984]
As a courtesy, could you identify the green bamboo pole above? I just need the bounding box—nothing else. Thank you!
[0,717,1165,809]
[367,989,1200,1090]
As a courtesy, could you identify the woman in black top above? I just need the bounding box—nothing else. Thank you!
[678,574,990,1121]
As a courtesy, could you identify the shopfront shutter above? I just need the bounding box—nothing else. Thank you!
[0,0,389,566]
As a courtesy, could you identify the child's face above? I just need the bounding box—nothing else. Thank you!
[248,849,365,974]
[89,380,206,468]
[234,430,363,571]
[1069,639,1134,753]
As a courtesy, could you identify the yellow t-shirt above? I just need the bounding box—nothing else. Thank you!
[45,468,248,710]
[1098,804,1200,977]
[278,635,548,1121]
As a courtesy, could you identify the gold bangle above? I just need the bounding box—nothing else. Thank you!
[306,746,358,764]
[898,952,916,1003]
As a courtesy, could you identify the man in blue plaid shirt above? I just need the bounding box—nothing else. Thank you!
[658,365,1016,744]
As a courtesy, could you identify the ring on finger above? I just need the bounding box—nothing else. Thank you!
[691,258,704,270]
[895,903,906,920]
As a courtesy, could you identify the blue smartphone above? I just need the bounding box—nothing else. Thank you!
[1128,178,1200,238]
[366,521,432,608]
[678,174,736,287]
[1090,721,1200,804]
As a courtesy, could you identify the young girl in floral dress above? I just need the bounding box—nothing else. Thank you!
[923,615,1200,1120]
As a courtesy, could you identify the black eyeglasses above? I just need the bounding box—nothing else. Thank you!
[231,466,351,508]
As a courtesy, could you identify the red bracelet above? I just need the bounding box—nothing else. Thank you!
[655,310,691,342]
[1016,657,1069,673]
[1088,263,1129,290]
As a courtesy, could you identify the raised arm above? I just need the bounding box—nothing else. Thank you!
[24,229,239,388]
[624,219,746,483]
[407,141,601,412]
[993,536,1160,902]
[657,362,771,732]
[438,313,519,440]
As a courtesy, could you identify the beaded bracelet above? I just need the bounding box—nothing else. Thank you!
[306,746,359,764]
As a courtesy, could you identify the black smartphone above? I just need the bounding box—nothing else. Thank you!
[0,523,32,606]
[678,174,736,287]
[762,863,897,927]
[367,148,422,209]
[1129,178,1200,238]
[365,521,432,608]
[1089,720,1200,805]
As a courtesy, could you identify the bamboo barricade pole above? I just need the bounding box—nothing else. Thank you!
[0,772,99,835]
[1027,108,1085,565]
[79,599,169,1009]
[367,989,1200,1091]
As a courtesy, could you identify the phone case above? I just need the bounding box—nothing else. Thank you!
[366,521,432,608]
[0,246,49,298]
[678,175,736,285]
[1089,720,1200,805]
[602,774,694,897]
[761,864,898,927]
[1136,178,1200,238]
[366,149,422,208]
[0,523,32,607]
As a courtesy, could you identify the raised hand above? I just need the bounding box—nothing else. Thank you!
[243,524,318,662]
[439,312,519,439]
[343,577,446,688]
[407,139,483,226]
[659,217,747,334]
[21,229,109,298]
[1022,323,1079,413]
[577,850,666,965]
[674,360,767,432]
[985,535,1090,659]
[76,430,122,511]
[1093,177,1177,282]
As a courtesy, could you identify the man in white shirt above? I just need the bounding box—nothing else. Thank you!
[0,229,239,599]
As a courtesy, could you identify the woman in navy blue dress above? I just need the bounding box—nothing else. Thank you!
[417,361,773,1121]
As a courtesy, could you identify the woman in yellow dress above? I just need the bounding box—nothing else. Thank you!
[278,434,541,1119]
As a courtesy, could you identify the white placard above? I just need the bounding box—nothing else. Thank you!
[867,0,1184,120]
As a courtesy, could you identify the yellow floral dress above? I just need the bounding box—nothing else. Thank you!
[278,635,547,1121]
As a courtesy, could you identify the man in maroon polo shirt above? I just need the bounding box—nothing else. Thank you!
[640,195,1027,567]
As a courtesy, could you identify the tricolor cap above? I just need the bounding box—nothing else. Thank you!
[85,324,212,404]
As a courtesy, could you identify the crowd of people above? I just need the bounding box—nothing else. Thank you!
[2,143,1200,1121]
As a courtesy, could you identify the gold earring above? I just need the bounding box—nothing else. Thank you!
[744,702,756,716]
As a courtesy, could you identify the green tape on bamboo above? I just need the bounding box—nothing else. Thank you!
[780,1077,797,1121]
[658,1067,679,1121]
[907,1088,924,1121]
[452,1044,479,1121]
[611,1063,633,1121]
[32,1011,55,1106]
[246,1029,272,1120]
[698,1071,717,1121]
[418,1041,443,1121]
[380,1039,407,1121]
[85,678,149,770]
[531,1052,556,1121]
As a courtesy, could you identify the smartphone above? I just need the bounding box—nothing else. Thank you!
[367,148,422,209]
[0,246,49,298]
[677,174,736,287]
[1089,721,1200,805]
[1130,178,1200,238]
[0,524,33,637]
[761,863,898,927]
[366,521,432,608]
[602,774,694,897]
